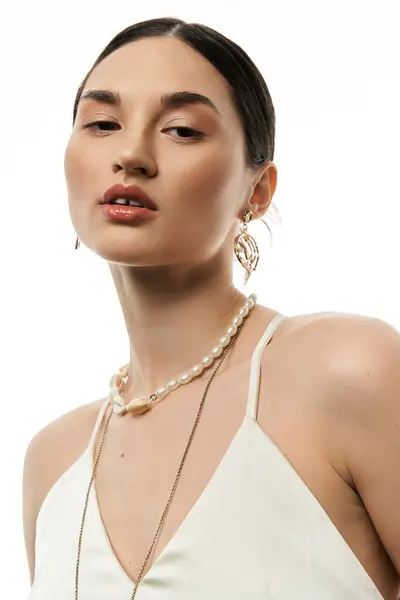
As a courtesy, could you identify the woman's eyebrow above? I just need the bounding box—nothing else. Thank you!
[79,89,222,117]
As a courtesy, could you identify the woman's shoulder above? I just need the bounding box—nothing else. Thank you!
[261,307,399,409]
[25,396,107,463]
[24,397,108,496]
[273,306,396,345]
[286,309,398,367]
[273,308,400,454]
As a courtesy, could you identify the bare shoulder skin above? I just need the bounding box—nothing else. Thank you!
[257,312,400,598]
[22,397,105,585]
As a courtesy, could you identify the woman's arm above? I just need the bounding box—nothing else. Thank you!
[328,315,400,580]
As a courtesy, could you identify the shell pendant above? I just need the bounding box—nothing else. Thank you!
[112,396,153,416]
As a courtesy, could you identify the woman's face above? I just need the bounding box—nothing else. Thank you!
[64,36,260,267]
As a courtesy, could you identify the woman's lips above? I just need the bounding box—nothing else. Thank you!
[100,183,158,210]
[100,203,158,223]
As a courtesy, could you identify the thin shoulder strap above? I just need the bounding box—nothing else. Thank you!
[87,397,110,452]
[246,313,289,420]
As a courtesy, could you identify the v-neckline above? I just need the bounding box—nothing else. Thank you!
[89,410,251,590]
[85,312,289,589]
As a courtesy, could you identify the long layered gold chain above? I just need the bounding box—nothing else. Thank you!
[75,321,244,600]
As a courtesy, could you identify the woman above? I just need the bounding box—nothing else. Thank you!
[23,17,400,600]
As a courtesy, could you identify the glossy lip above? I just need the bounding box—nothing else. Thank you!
[100,204,157,223]
[100,184,158,210]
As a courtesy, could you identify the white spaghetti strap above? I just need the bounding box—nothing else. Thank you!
[246,313,288,420]
[87,397,110,452]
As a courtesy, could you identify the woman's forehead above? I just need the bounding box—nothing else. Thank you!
[83,37,237,120]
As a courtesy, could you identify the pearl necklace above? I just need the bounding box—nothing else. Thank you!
[109,293,257,416]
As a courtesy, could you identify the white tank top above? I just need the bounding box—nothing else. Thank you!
[28,313,384,599]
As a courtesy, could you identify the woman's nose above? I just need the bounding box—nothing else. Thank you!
[112,145,157,177]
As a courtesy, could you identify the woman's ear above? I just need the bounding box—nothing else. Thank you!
[247,161,277,219]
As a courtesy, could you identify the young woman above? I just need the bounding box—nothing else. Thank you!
[23,17,400,600]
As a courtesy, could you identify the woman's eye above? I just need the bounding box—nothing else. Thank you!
[163,126,204,140]
[82,121,119,134]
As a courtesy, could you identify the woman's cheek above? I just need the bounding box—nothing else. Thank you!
[172,149,236,206]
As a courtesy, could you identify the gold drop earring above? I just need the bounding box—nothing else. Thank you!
[234,209,260,284]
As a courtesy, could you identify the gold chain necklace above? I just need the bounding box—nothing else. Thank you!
[74,314,252,599]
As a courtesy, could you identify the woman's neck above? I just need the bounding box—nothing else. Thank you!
[110,264,247,399]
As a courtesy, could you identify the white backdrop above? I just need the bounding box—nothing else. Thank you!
[1,0,399,595]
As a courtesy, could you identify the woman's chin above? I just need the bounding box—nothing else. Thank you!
[93,246,158,266]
